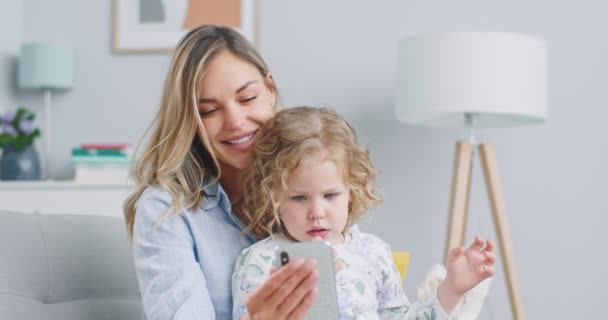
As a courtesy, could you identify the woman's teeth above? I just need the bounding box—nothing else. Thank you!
[227,133,254,145]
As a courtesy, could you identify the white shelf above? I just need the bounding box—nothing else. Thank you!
[0,180,133,217]
[0,180,132,190]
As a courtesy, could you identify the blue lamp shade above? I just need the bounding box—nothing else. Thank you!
[18,43,75,90]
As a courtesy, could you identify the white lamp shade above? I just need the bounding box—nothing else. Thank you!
[18,43,75,90]
[396,32,547,128]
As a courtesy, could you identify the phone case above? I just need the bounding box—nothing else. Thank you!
[275,241,340,320]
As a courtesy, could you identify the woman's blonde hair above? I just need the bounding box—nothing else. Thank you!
[241,106,381,240]
[124,25,276,238]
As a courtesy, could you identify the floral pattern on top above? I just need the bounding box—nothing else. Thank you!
[231,227,457,320]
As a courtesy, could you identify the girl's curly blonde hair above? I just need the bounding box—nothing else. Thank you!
[240,106,381,240]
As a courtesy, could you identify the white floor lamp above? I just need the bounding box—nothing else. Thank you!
[395,32,548,320]
[18,43,75,180]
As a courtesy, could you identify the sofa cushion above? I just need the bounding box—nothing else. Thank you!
[1,295,141,320]
[0,211,142,320]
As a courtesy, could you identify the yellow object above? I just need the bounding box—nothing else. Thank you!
[392,251,411,281]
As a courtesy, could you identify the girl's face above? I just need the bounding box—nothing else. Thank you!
[198,50,275,173]
[279,157,350,246]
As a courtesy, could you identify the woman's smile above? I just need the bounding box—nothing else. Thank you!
[222,130,258,152]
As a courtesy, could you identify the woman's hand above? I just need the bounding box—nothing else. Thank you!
[438,236,496,313]
[244,258,318,320]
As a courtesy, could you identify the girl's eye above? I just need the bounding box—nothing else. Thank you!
[324,193,340,199]
[291,195,306,201]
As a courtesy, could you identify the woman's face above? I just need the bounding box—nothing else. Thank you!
[198,50,275,173]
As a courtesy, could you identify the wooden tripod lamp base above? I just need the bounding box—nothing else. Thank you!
[444,141,526,320]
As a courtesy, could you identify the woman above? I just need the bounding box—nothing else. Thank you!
[124,25,318,320]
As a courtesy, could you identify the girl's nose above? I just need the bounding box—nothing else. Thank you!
[308,200,325,220]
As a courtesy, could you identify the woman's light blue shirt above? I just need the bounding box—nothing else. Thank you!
[132,183,256,320]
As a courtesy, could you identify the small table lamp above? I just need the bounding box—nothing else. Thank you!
[18,43,75,179]
[396,32,547,320]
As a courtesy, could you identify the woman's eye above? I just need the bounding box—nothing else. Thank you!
[291,195,306,201]
[198,109,217,117]
[324,193,339,199]
[241,96,257,103]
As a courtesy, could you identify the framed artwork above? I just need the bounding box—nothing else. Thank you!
[113,0,258,53]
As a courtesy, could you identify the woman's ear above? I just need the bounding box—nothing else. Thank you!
[265,72,276,105]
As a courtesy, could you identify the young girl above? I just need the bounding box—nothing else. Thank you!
[232,106,495,319]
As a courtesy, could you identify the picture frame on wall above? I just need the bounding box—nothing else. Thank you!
[113,0,258,53]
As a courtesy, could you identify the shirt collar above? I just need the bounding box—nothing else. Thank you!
[201,179,257,243]
[201,181,223,211]
[201,180,235,213]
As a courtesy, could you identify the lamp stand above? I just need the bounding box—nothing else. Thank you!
[444,141,525,320]
[43,89,52,180]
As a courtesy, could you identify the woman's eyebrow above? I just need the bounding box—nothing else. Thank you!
[236,80,257,94]
[198,80,258,104]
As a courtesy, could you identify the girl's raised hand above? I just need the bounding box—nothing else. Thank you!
[244,258,318,320]
[438,236,496,313]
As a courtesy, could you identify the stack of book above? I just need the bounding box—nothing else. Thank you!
[71,143,132,184]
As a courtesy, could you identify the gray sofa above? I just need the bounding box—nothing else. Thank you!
[0,210,142,320]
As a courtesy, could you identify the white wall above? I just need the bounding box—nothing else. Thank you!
[19,0,168,178]
[3,0,607,318]
[0,1,22,113]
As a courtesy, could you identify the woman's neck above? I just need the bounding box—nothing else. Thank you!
[219,168,244,217]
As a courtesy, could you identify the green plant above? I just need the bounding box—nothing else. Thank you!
[0,107,41,151]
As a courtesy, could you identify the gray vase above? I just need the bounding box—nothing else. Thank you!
[0,145,41,180]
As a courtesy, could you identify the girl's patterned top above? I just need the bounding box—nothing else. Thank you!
[232,227,457,320]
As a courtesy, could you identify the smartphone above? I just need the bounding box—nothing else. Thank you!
[275,241,340,320]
